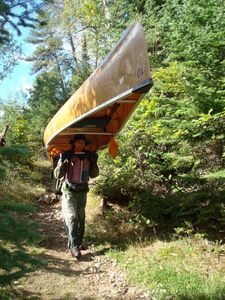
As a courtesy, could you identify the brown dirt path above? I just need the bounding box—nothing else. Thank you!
[13,196,153,300]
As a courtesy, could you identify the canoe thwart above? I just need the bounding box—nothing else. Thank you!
[70,115,111,129]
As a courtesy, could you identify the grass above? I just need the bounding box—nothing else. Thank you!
[107,237,225,300]
[0,155,52,204]
[0,168,45,205]
[201,170,225,180]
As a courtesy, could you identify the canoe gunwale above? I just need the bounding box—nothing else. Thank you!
[45,78,153,148]
[132,78,154,93]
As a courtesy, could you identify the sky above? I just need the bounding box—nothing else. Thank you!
[0,29,35,102]
[0,1,40,104]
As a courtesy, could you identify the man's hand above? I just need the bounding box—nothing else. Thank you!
[59,161,64,167]
[59,151,70,166]
[60,151,70,161]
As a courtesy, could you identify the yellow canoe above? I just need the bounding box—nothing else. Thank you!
[44,22,153,159]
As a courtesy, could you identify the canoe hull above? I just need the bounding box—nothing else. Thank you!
[44,22,153,159]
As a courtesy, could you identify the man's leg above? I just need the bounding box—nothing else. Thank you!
[62,191,80,251]
[63,219,71,249]
[77,192,87,247]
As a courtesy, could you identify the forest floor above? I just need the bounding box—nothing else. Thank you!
[1,159,224,299]
[11,195,153,300]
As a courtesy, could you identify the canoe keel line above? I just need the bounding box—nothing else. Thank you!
[44,23,153,160]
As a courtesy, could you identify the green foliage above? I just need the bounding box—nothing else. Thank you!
[128,190,225,239]
[146,0,225,112]
[0,101,29,145]
[55,0,110,64]
[0,164,7,181]
[94,0,225,220]
[0,37,21,81]
[0,145,32,164]
[0,0,43,45]
[26,70,68,148]
[0,69,68,151]
[94,145,141,204]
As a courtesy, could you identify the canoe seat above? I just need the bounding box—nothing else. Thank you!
[70,116,111,129]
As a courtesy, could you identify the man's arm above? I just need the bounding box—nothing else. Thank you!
[54,151,70,179]
[89,152,99,178]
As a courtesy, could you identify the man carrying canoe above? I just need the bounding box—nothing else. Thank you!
[54,134,99,259]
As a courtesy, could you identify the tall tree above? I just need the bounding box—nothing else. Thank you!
[26,70,66,148]
[0,36,21,81]
[0,0,45,45]
[71,33,92,91]
[27,9,71,101]
[0,0,48,86]
[52,0,112,66]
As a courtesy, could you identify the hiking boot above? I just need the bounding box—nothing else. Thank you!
[71,247,81,259]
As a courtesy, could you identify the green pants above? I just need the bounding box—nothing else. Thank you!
[61,187,87,250]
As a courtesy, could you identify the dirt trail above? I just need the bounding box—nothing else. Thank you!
[15,197,152,300]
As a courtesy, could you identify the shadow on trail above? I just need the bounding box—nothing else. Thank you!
[0,287,42,300]
[35,201,67,251]
[0,246,45,285]
[0,201,46,300]
[0,199,98,299]
[53,296,96,300]
[42,253,82,277]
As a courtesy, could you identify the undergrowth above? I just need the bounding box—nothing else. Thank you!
[0,147,51,203]
[86,194,225,300]
[0,149,49,298]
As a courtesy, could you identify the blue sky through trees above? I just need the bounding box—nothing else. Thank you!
[0,2,41,102]
[0,28,35,101]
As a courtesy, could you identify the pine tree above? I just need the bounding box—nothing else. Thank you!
[26,9,70,101]
[0,0,45,45]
